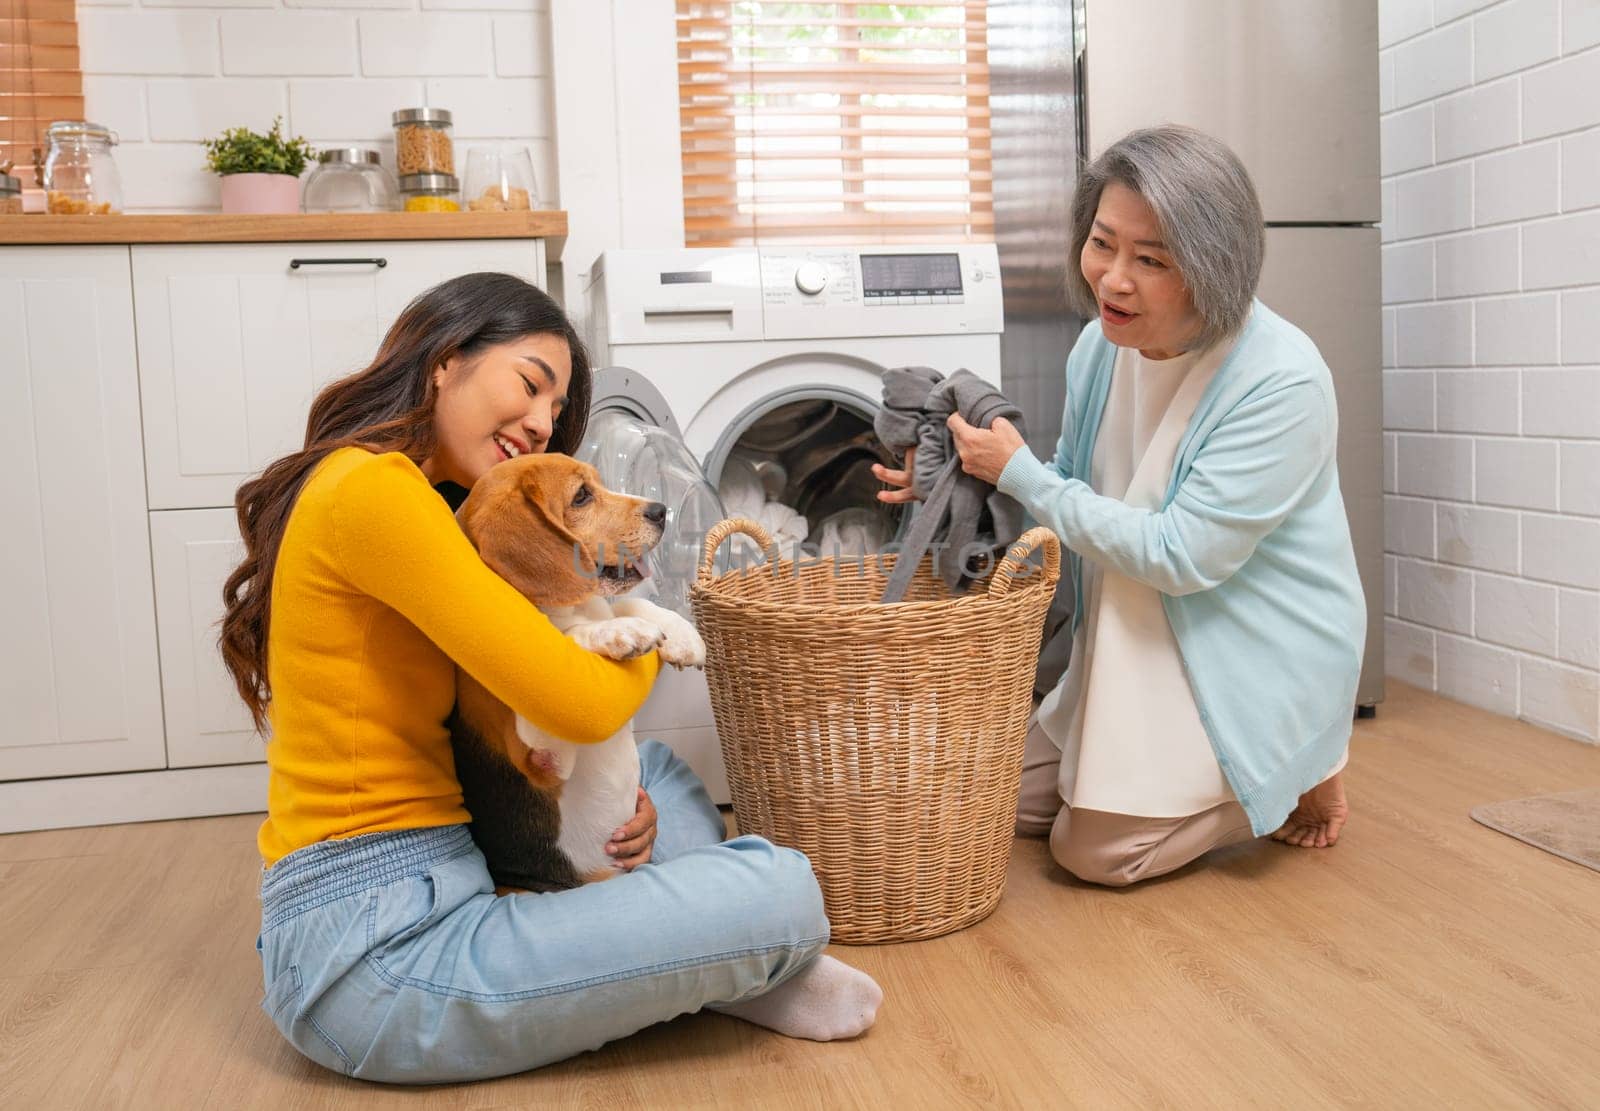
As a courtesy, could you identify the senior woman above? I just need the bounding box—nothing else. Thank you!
[877,125,1366,887]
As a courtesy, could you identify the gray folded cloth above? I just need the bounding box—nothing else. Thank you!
[876,367,1027,602]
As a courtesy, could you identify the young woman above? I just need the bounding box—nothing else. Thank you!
[224,272,881,1084]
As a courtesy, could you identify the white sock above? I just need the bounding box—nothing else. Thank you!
[712,955,883,1041]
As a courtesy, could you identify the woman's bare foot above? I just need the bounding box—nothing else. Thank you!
[1272,771,1348,848]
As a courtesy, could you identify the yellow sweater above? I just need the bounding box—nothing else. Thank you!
[257,448,660,865]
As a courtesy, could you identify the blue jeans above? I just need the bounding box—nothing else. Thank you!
[256,740,829,1083]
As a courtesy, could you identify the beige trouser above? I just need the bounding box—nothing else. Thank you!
[1015,720,1257,887]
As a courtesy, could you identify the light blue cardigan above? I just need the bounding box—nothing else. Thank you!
[997,301,1366,836]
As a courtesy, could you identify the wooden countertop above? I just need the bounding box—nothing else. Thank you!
[0,211,568,257]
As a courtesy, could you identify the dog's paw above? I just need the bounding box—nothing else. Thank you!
[571,617,666,660]
[655,614,707,669]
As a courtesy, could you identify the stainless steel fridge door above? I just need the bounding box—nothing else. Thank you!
[1082,0,1380,224]
[1259,226,1384,707]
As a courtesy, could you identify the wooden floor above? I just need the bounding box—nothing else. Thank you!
[3,681,1599,1109]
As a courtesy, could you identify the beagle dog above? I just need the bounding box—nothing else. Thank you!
[449,453,705,892]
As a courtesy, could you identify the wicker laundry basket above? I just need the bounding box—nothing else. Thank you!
[690,518,1061,944]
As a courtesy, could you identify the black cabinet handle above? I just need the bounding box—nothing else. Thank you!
[288,257,388,270]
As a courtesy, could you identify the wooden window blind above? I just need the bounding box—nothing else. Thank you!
[2,0,82,187]
[677,1,992,246]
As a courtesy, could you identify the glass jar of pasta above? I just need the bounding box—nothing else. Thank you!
[392,107,454,177]
[43,121,123,214]
[399,173,461,212]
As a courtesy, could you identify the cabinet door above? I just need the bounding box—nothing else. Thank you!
[0,246,166,781]
[149,508,266,768]
[132,239,546,510]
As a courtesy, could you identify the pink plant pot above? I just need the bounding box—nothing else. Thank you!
[219,172,301,214]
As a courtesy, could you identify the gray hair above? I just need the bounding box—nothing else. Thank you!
[1067,125,1264,350]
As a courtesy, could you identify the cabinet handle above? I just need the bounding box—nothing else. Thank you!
[288,257,388,270]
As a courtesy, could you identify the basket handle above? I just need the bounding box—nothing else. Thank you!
[697,517,777,586]
[986,527,1062,599]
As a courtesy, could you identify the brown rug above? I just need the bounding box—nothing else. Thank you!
[1470,788,1600,873]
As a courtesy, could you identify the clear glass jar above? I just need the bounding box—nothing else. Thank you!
[43,121,123,215]
[399,172,461,212]
[393,107,454,176]
[301,148,398,213]
[464,144,538,212]
[0,170,22,215]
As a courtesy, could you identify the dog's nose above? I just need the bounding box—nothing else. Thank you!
[643,502,667,527]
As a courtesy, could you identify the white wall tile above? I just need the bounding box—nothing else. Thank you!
[1399,559,1475,633]
[1474,294,1560,366]
[493,14,545,77]
[1382,177,1398,243]
[1523,49,1600,140]
[1523,368,1600,437]
[424,0,539,9]
[1439,501,1522,571]
[1519,657,1600,738]
[1474,142,1560,226]
[1380,50,1396,114]
[147,80,288,143]
[221,13,358,76]
[1385,370,1436,430]
[286,0,409,8]
[1395,163,1473,239]
[113,142,218,210]
[359,15,493,77]
[1475,571,1559,654]
[1476,437,1559,510]
[1381,0,1434,47]
[1398,433,1475,499]
[1386,431,1399,493]
[1561,289,1600,362]
[1387,494,1437,557]
[1435,227,1520,297]
[1396,300,1474,366]
[1473,0,1560,82]
[1386,618,1437,687]
[79,11,219,76]
[1437,0,1501,23]
[1523,211,1600,288]
[1434,79,1521,162]
[144,0,271,7]
[1559,588,1600,668]
[1522,512,1600,588]
[1394,23,1474,108]
[1386,554,1399,614]
[1382,240,1434,303]
[1383,306,1398,368]
[1561,127,1600,211]
[287,79,422,142]
[424,78,550,137]
[1382,104,1434,176]
[1560,440,1600,515]
[82,77,148,143]
[1567,0,1600,52]
[1437,369,1522,432]
[1437,632,1521,714]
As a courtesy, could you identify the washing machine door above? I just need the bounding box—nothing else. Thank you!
[578,367,725,617]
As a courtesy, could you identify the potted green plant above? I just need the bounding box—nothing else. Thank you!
[204,116,317,214]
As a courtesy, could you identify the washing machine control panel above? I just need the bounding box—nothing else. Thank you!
[757,244,1003,341]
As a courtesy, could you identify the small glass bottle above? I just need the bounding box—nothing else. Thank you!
[43,121,123,215]
[302,148,398,213]
[392,108,454,176]
[399,173,461,212]
[0,168,22,215]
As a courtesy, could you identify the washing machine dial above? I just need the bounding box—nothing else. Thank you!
[794,262,829,296]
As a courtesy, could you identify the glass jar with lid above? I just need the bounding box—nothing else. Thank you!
[43,120,123,215]
[301,148,398,213]
[0,167,22,215]
[393,107,454,176]
[399,173,461,212]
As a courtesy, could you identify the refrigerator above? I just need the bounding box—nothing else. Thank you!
[989,0,1384,710]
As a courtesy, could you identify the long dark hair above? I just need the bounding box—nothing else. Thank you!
[220,272,592,732]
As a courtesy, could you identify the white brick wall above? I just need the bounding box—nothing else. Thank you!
[1381,0,1600,742]
[79,0,555,214]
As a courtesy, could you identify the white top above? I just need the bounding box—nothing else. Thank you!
[1036,340,1236,817]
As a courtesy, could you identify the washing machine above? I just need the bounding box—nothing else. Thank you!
[578,244,1004,803]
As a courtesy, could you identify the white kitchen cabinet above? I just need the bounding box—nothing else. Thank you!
[132,238,547,510]
[149,508,263,768]
[0,247,166,781]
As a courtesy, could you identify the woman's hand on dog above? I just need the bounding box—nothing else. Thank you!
[606,787,657,868]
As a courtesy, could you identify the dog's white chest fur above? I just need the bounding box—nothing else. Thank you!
[513,594,705,880]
